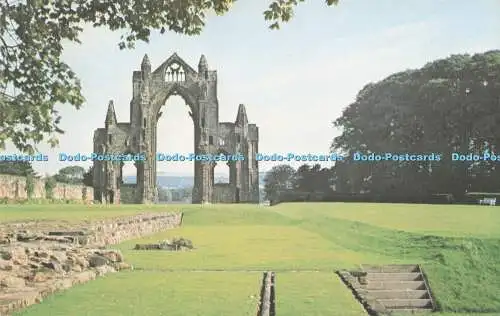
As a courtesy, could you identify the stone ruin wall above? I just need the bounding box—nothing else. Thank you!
[80,212,183,246]
[213,184,236,203]
[0,212,183,315]
[0,174,94,202]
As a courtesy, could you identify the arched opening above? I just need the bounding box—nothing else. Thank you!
[213,158,233,203]
[156,95,194,203]
[119,159,137,204]
[213,159,230,184]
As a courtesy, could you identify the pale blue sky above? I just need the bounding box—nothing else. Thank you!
[7,0,500,176]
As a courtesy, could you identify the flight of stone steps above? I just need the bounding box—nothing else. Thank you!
[338,264,435,315]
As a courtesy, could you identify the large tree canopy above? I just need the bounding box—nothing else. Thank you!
[54,165,85,184]
[331,50,500,198]
[0,0,339,153]
[263,164,296,201]
[0,160,36,177]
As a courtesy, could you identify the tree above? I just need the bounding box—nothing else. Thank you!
[331,51,500,199]
[263,164,296,201]
[44,176,57,199]
[82,166,93,187]
[157,187,172,202]
[295,163,334,194]
[54,165,85,184]
[0,0,339,154]
[0,160,36,177]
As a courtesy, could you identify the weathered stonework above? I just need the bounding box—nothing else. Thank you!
[92,53,260,204]
[0,175,93,202]
[0,212,182,314]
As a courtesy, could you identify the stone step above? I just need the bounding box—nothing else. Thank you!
[389,307,434,313]
[365,281,426,290]
[379,298,433,309]
[362,264,419,273]
[366,289,429,299]
[366,272,422,281]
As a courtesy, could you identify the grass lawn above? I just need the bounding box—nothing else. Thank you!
[277,272,366,316]
[2,202,499,315]
[16,271,260,316]
[0,204,170,222]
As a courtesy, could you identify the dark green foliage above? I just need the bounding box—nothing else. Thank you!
[0,0,339,153]
[263,163,336,202]
[0,161,36,176]
[332,51,500,197]
[295,164,335,193]
[263,164,296,201]
[54,166,85,184]
[44,176,57,199]
[82,166,93,187]
[264,0,339,29]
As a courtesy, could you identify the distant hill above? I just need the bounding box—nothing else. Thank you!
[123,172,268,189]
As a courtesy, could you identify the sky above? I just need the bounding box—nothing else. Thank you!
[6,0,500,176]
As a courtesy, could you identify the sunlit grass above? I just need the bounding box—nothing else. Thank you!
[116,226,371,270]
[16,271,260,316]
[277,272,366,316]
[4,202,500,315]
[273,202,500,237]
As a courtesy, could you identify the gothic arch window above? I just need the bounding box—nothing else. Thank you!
[143,118,146,127]
[165,62,185,82]
[201,115,205,128]
[108,134,113,144]
[236,135,241,143]
[219,138,225,146]
[209,136,214,145]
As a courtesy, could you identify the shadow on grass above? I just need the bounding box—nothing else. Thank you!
[295,216,500,313]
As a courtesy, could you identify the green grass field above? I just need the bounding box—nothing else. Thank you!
[1,202,499,315]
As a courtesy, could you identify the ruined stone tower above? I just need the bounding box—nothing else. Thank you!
[92,53,260,204]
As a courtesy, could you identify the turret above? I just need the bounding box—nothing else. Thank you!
[141,54,151,79]
[235,104,248,126]
[198,54,208,77]
[105,100,117,129]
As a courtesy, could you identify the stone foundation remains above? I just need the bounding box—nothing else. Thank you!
[257,271,276,316]
[0,212,182,315]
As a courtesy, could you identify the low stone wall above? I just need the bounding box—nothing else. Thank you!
[0,212,182,315]
[213,183,235,203]
[0,174,93,202]
[82,212,183,246]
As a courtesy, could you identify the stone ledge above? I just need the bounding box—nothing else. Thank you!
[0,212,183,315]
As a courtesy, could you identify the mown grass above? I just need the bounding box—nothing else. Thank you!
[277,272,366,316]
[115,226,371,270]
[272,202,500,237]
[0,204,171,222]
[5,202,500,315]
[16,271,260,316]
